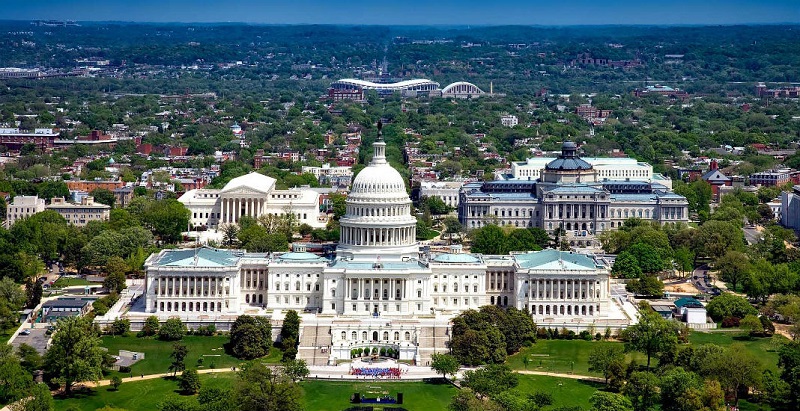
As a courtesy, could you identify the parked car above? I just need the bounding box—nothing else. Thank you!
[20,329,31,335]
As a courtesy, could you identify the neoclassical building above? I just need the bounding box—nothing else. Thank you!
[459,142,689,247]
[178,172,328,229]
[142,134,630,365]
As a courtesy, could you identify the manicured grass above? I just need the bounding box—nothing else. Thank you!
[688,331,788,373]
[0,328,13,344]
[300,379,458,411]
[53,277,94,288]
[54,373,235,411]
[513,374,605,409]
[100,334,279,377]
[508,339,649,375]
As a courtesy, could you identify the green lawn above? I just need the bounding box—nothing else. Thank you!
[53,373,600,411]
[53,277,95,288]
[301,380,458,411]
[54,373,235,411]
[513,374,605,409]
[688,331,788,373]
[508,340,649,375]
[100,334,282,377]
[0,328,13,344]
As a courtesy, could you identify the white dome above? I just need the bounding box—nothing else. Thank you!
[350,164,407,197]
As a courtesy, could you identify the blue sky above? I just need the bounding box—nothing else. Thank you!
[3,0,799,25]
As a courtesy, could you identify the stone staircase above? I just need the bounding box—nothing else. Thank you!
[297,324,332,366]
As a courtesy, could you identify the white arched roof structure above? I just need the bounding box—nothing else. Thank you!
[330,78,440,92]
[441,81,485,97]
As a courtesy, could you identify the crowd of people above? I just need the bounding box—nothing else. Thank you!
[350,367,403,378]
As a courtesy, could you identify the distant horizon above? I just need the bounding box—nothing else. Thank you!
[3,1,798,26]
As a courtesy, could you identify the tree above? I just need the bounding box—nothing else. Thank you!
[461,364,518,398]
[140,315,159,337]
[612,252,642,279]
[179,369,201,394]
[626,275,664,297]
[43,316,104,395]
[16,344,43,375]
[158,395,200,411]
[715,251,749,292]
[169,343,188,376]
[622,307,679,368]
[740,314,763,336]
[431,353,460,381]
[705,293,757,322]
[590,391,633,411]
[673,247,694,277]
[221,224,239,247]
[443,217,463,244]
[469,224,507,254]
[159,318,187,341]
[624,371,660,411]
[717,345,763,407]
[110,375,122,391]
[280,310,300,354]
[627,242,666,274]
[109,319,130,336]
[588,344,626,386]
[103,256,128,293]
[229,315,272,360]
[449,388,502,411]
[141,199,190,243]
[234,363,302,411]
[90,188,116,208]
[0,277,26,330]
[424,196,451,215]
[280,359,309,382]
[777,342,800,410]
[12,383,53,411]
[24,279,43,309]
[198,387,236,411]
[0,345,33,405]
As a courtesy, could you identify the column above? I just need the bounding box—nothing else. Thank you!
[221,199,227,223]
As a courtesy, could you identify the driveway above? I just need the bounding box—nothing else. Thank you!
[10,327,50,355]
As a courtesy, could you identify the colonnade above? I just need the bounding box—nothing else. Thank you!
[220,197,265,224]
[528,278,605,300]
[347,278,408,302]
[154,275,229,297]
[340,226,415,247]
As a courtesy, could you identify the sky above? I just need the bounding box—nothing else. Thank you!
[3,0,799,25]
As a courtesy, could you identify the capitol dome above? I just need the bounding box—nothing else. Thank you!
[337,124,418,261]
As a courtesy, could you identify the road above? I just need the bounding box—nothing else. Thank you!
[691,264,718,295]
[743,225,763,245]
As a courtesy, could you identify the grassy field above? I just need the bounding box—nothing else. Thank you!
[53,277,95,288]
[507,339,649,374]
[687,331,788,373]
[100,334,282,377]
[54,373,600,411]
[54,373,236,411]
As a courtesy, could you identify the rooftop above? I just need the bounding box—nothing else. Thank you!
[514,249,602,270]
[151,247,241,268]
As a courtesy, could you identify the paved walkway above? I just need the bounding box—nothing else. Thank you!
[517,370,603,383]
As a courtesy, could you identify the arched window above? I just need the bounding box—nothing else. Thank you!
[341,331,346,340]
[362,331,368,340]
[404,332,411,341]
[331,289,336,297]
[382,331,389,341]
[352,331,357,340]
[394,331,399,340]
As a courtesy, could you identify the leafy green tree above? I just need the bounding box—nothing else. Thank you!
[109,319,130,336]
[626,275,664,297]
[110,375,122,391]
[717,345,763,407]
[198,387,236,411]
[229,315,272,360]
[24,279,43,309]
[0,277,25,330]
[612,252,642,279]
[590,391,633,411]
[624,371,660,411]
[431,353,460,381]
[90,188,116,208]
[159,318,187,341]
[141,199,190,243]
[461,364,518,398]
[43,316,105,395]
[16,382,54,411]
[179,369,201,394]
[221,224,239,247]
[0,345,34,404]
[16,344,43,375]
[740,314,763,336]
[169,343,188,376]
[715,251,749,292]
[103,257,128,293]
[234,363,302,411]
[423,196,451,215]
[279,310,300,357]
[280,359,309,383]
[140,316,159,337]
[776,342,800,409]
[158,395,200,411]
[588,344,626,386]
[622,306,680,368]
[627,242,666,274]
[673,247,694,277]
[443,216,463,244]
[449,388,502,411]
[705,293,757,322]
[469,224,507,254]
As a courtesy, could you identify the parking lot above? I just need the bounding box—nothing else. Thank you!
[11,327,51,355]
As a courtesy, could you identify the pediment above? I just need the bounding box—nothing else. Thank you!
[221,186,269,196]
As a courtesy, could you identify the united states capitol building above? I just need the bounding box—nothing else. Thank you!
[458,142,689,248]
[139,135,633,365]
